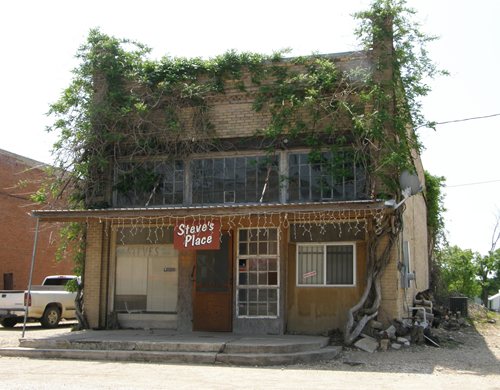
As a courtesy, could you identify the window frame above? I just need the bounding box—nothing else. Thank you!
[113,159,184,207]
[287,150,365,202]
[296,242,356,287]
[190,154,280,205]
[236,227,280,319]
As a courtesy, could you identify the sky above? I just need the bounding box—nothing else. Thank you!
[1,0,499,255]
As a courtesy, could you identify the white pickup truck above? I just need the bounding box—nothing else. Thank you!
[0,275,78,328]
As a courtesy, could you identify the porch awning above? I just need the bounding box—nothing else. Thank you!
[31,199,389,223]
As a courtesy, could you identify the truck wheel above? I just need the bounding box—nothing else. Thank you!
[40,305,61,328]
[0,318,18,328]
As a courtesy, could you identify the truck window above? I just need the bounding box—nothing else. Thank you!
[43,278,71,286]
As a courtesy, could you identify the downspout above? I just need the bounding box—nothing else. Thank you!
[22,217,40,338]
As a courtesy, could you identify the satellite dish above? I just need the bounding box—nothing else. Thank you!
[399,170,422,196]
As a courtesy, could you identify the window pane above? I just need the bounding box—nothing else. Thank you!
[288,164,299,202]
[249,303,258,316]
[248,289,257,301]
[326,245,354,285]
[258,303,268,316]
[192,156,279,204]
[258,258,268,271]
[268,259,277,271]
[249,259,258,271]
[239,303,248,316]
[115,161,184,207]
[268,302,278,316]
[287,152,368,203]
[298,245,324,285]
[239,273,248,285]
[237,228,279,317]
[299,164,310,200]
[239,229,248,242]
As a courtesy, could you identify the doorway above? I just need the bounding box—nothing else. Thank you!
[192,233,232,331]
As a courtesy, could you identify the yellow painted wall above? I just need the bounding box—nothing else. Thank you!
[286,241,367,334]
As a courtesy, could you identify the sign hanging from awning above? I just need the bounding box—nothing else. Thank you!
[174,220,220,250]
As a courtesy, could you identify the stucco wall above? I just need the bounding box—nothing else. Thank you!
[287,241,367,334]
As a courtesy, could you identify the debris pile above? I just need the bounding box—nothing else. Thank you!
[352,291,472,352]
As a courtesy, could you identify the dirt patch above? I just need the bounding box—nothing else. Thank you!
[295,309,500,376]
[0,321,76,348]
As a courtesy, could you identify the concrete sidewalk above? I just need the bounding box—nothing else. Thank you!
[0,329,342,366]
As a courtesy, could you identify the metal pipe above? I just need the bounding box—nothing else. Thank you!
[409,306,427,323]
[22,217,40,339]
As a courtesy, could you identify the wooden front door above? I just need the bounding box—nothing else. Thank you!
[193,233,232,331]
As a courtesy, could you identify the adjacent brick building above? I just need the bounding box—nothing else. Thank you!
[0,149,73,290]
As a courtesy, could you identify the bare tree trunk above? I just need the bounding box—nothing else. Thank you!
[74,284,89,330]
[344,212,401,345]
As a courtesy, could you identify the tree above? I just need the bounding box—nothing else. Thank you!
[424,171,446,254]
[436,245,481,298]
[343,0,445,345]
[476,213,500,305]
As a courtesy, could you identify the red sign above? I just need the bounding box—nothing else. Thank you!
[173,220,220,250]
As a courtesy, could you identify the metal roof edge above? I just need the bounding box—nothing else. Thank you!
[32,199,388,222]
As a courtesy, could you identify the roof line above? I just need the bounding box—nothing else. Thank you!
[32,200,387,222]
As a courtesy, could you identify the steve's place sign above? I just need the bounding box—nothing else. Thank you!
[173,220,220,250]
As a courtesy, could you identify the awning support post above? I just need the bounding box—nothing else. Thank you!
[22,217,40,339]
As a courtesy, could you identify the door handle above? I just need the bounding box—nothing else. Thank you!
[190,265,195,281]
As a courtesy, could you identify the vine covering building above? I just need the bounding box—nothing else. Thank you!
[33,21,430,336]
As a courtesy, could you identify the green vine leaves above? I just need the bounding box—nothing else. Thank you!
[45,0,443,210]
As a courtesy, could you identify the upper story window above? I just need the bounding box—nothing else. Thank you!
[112,150,367,207]
[288,152,366,202]
[115,160,184,207]
[191,155,279,204]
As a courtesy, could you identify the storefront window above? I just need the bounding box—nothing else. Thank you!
[114,227,178,313]
[237,228,279,317]
[297,243,355,286]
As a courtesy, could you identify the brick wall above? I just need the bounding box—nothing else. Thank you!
[83,220,103,328]
[0,150,73,290]
[378,192,430,323]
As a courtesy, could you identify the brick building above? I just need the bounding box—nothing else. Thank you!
[0,149,73,290]
[33,24,430,336]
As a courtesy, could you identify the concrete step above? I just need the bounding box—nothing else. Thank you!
[223,336,329,354]
[216,346,342,366]
[20,338,225,353]
[0,347,217,364]
[19,335,329,355]
[0,345,342,366]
